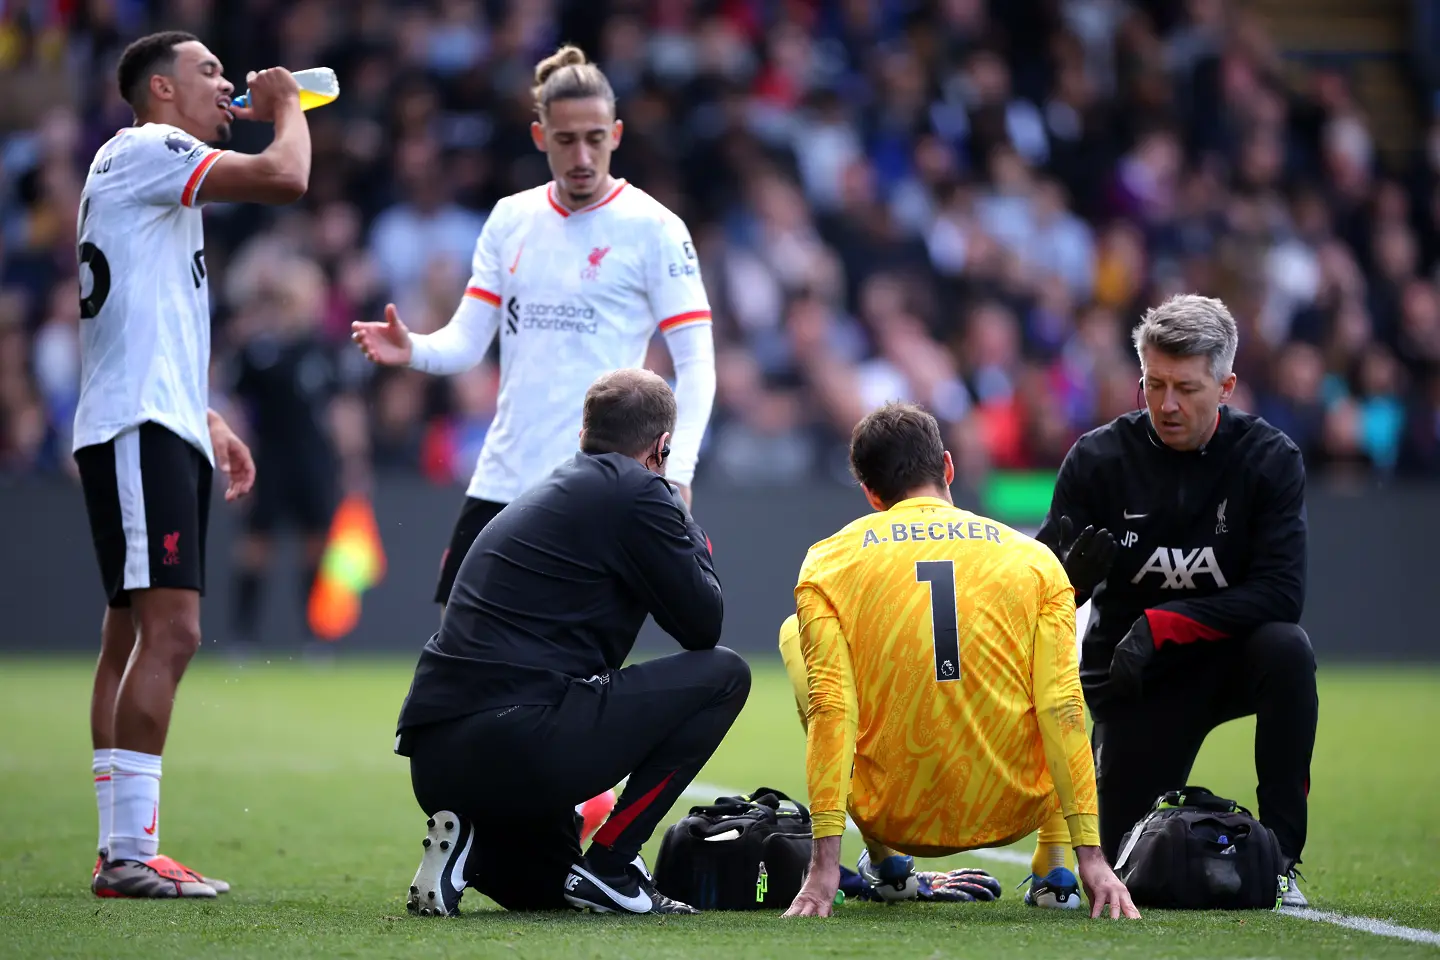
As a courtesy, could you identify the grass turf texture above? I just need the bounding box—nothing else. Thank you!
[1,656,1436,959]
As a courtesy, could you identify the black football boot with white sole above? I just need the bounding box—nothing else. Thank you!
[407,811,473,917]
[563,854,699,915]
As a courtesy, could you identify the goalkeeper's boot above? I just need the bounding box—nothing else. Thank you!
[838,865,875,901]
[1020,866,1082,909]
[1279,865,1309,908]
[857,849,920,902]
[408,811,473,917]
[92,855,217,898]
[564,854,699,915]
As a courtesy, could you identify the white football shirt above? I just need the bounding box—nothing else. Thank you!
[72,122,226,463]
[409,179,715,503]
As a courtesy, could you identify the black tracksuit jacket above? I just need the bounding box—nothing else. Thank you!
[396,452,723,731]
[1037,407,1307,688]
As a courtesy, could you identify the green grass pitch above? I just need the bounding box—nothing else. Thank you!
[1,655,1437,958]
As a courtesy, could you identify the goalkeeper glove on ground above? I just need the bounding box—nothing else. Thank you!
[917,868,1002,902]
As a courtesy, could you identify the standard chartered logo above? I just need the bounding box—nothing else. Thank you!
[507,297,599,334]
[526,302,595,321]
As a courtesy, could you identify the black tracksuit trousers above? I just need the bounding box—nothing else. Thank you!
[1088,622,1318,867]
[407,647,751,910]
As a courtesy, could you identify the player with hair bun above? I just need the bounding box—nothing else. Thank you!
[352,44,716,607]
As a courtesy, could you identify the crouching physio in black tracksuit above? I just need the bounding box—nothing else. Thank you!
[394,369,750,916]
[1037,294,1318,907]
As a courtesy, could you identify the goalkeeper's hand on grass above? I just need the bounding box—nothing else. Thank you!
[918,868,1002,902]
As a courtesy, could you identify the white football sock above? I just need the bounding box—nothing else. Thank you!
[93,749,113,857]
[109,749,162,863]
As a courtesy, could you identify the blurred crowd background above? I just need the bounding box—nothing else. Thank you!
[5,0,1440,505]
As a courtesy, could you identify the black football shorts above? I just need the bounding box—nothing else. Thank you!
[433,496,507,605]
[73,421,213,608]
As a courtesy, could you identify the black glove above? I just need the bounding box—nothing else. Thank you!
[1107,615,1156,700]
[917,867,1003,902]
[1044,516,1117,596]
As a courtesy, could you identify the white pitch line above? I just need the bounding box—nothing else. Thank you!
[1277,907,1440,946]
[679,780,1440,944]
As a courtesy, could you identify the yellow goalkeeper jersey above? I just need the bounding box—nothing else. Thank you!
[784,496,1100,855]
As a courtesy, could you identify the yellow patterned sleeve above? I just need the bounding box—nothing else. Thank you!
[796,583,858,840]
[1030,571,1102,848]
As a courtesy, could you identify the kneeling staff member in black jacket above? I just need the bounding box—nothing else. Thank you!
[394,368,749,916]
[1038,294,1317,907]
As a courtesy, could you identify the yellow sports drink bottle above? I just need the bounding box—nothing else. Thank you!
[232,67,339,111]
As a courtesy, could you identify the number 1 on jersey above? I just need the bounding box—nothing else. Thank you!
[916,560,960,682]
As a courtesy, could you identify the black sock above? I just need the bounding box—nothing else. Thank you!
[582,843,634,880]
[234,570,261,641]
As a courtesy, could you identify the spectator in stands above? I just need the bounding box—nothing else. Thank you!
[0,0,1435,506]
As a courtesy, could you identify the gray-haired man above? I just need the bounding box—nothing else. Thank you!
[1036,294,1317,907]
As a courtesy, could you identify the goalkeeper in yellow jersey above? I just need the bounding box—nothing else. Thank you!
[779,402,1139,920]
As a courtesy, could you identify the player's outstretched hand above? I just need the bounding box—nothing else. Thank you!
[207,411,255,501]
[1076,847,1141,920]
[352,304,414,367]
[229,67,301,123]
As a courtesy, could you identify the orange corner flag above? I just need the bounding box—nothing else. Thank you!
[307,493,387,641]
